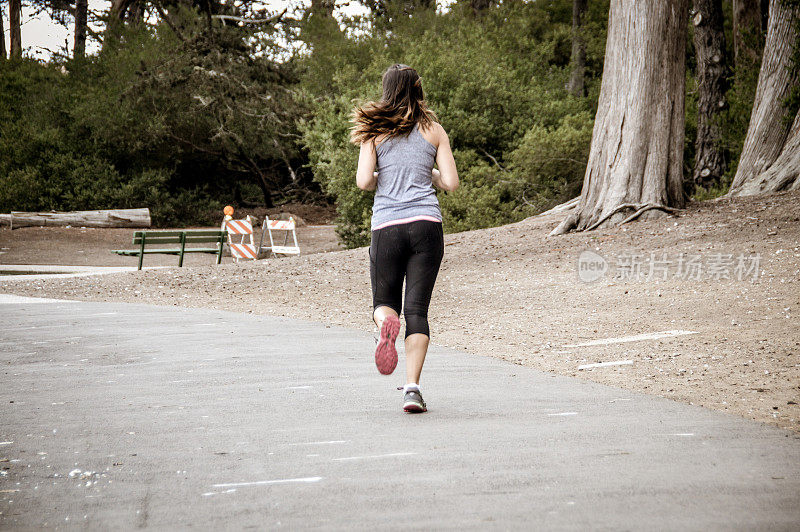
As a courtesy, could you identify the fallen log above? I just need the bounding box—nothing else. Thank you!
[8,208,151,229]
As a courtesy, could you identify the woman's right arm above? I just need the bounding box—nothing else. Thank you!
[356,140,378,191]
[433,123,459,192]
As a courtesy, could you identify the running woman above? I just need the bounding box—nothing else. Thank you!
[351,64,459,413]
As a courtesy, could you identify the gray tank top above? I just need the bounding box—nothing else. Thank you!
[371,123,442,231]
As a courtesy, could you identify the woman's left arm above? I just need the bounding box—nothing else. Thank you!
[356,141,378,191]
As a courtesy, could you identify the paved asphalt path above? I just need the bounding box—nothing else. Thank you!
[1,295,798,530]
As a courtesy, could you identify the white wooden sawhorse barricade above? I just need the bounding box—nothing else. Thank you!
[258,216,300,257]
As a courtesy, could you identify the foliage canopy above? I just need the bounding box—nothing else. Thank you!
[0,0,766,244]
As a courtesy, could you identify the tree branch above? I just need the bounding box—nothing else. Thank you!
[166,131,222,156]
[152,0,185,41]
[480,148,506,171]
[212,9,287,25]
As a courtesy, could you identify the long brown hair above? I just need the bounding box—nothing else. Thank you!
[350,64,437,145]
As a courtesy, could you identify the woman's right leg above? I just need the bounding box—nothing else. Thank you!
[373,305,398,329]
[370,225,408,374]
[370,224,407,321]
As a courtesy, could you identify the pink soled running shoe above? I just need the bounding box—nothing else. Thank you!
[375,315,400,375]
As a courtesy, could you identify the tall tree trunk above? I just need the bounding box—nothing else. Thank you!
[732,0,764,67]
[735,111,800,193]
[0,3,6,60]
[692,0,729,188]
[728,0,799,196]
[567,0,588,97]
[551,0,689,235]
[9,0,21,58]
[255,175,275,208]
[74,0,89,58]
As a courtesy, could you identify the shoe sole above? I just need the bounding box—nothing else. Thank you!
[375,315,400,375]
[403,402,427,413]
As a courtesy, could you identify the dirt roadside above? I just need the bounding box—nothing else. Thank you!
[2,192,799,432]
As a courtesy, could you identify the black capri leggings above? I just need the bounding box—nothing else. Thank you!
[370,220,444,338]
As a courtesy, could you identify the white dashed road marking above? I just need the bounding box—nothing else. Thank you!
[211,477,323,489]
[332,452,416,461]
[578,360,633,370]
[564,330,696,348]
[288,441,347,446]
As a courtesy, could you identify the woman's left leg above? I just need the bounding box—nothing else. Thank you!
[404,333,429,386]
[402,221,444,386]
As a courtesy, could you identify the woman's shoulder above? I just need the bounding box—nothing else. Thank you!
[419,121,445,133]
[418,121,445,147]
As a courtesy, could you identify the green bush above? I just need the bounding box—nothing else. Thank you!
[0,15,304,227]
[300,93,373,246]
[0,1,617,240]
[438,150,521,233]
[505,111,594,211]
[298,0,605,247]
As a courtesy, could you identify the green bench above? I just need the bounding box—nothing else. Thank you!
[113,230,228,270]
